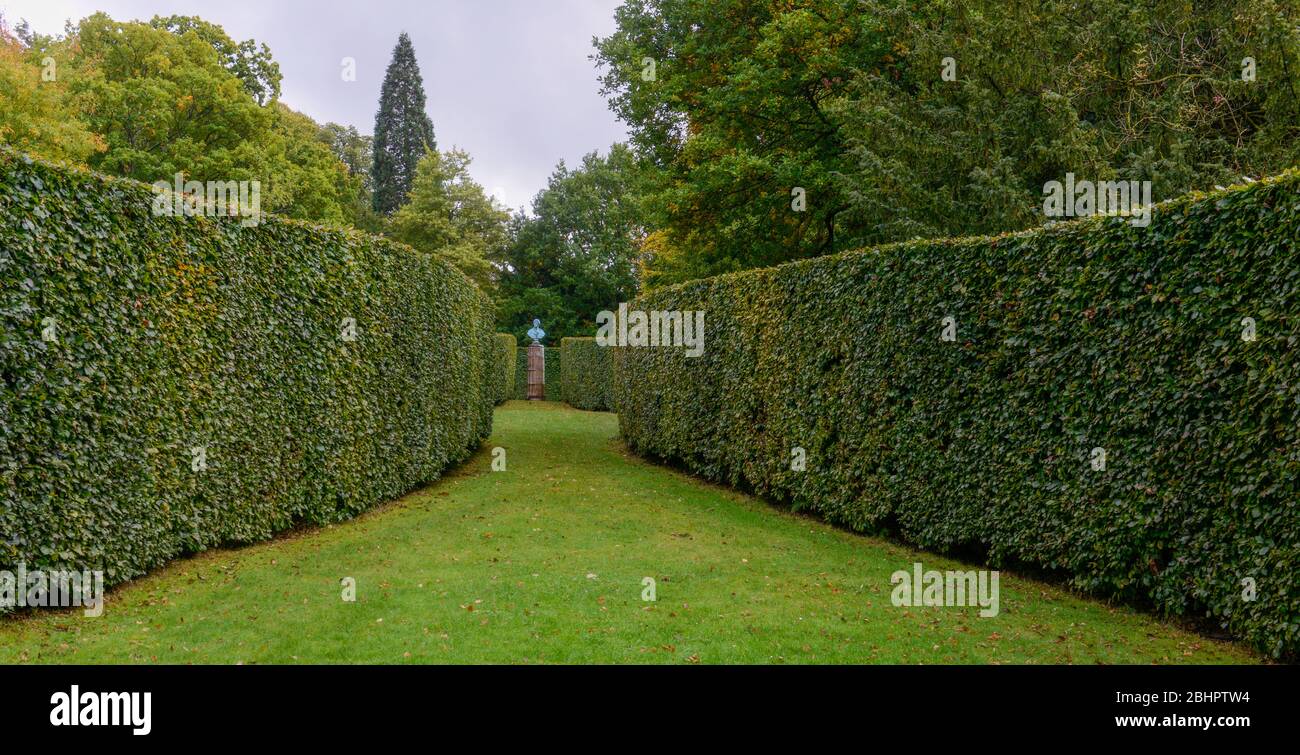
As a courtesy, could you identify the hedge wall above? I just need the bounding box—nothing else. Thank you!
[512,345,563,401]
[615,172,1300,657]
[494,333,517,404]
[0,150,496,598]
[560,337,613,411]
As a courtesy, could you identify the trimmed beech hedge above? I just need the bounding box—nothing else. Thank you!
[494,333,517,404]
[512,345,562,401]
[0,151,496,597]
[560,337,613,411]
[615,173,1300,656]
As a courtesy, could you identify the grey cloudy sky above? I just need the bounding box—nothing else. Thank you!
[4,0,629,212]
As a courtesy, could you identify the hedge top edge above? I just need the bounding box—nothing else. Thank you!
[633,168,1300,301]
[0,146,487,295]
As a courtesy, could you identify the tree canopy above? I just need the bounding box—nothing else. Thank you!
[0,13,391,228]
[372,32,436,215]
[389,148,508,290]
[0,20,103,163]
[595,0,1300,287]
[494,144,646,343]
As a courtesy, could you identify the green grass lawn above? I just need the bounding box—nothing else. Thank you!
[1,401,1261,664]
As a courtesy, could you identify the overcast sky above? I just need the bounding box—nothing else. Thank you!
[3,0,629,212]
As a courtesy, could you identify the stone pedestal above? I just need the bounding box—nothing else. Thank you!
[526,343,545,400]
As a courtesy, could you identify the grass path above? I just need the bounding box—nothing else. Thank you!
[1,401,1259,664]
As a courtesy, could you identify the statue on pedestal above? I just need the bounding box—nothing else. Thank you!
[526,319,546,399]
[527,318,546,345]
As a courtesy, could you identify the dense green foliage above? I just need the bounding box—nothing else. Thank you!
[494,333,517,404]
[596,0,1300,287]
[513,347,563,402]
[372,32,436,215]
[46,14,272,182]
[560,338,613,411]
[614,172,1300,657]
[269,103,369,226]
[4,13,372,227]
[0,151,495,595]
[390,149,509,290]
[148,15,282,106]
[494,144,646,342]
[0,22,103,163]
[319,122,382,233]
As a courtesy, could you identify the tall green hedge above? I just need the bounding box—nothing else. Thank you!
[615,172,1300,657]
[560,337,613,411]
[0,150,496,597]
[513,345,563,401]
[494,333,517,404]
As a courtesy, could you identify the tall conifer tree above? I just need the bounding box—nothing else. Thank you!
[372,32,435,214]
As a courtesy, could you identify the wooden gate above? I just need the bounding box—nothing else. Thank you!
[526,343,545,400]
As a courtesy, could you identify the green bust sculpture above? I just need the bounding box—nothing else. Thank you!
[527,318,545,344]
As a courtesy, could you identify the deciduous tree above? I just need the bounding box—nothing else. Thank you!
[389,148,508,291]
